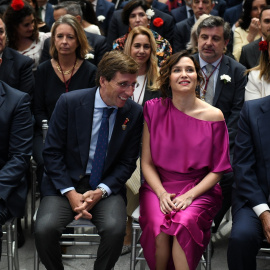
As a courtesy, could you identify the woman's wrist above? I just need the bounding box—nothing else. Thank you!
[157,191,167,199]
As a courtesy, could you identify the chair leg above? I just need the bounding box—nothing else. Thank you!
[13,219,19,270]
[206,239,211,270]
[34,248,39,270]
[130,224,137,270]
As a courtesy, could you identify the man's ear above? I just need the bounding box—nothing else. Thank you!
[99,76,106,87]
[224,39,229,48]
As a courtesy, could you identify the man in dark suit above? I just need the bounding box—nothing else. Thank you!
[107,3,174,49]
[40,2,108,66]
[223,3,242,27]
[95,0,115,36]
[34,51,143,270]
[227,95,270,270]
[0,81,32,258]
[239,6,270,69]
[194,16,247,232]
[0,18,34,97]
[37,0,55,29]
[173,0,215,52]
[171,0,218,24]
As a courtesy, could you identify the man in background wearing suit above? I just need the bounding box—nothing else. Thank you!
[173,0,215,52]
[227,95,270,270]
[37,0,54,29]
[239,6,270,69]
[0,18,34,97]
[35,51,143,270]
[194,16,247,232]
[0,81,32,259]
[40,2,108,66]
[91,0,115,36]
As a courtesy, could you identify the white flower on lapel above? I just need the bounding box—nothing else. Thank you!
[97,15,106,22]
[146,9,155,19]
[220,74,231,84]
[85,53,94,60]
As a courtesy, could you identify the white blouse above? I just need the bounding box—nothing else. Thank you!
[19,31,51,71]
[245,70,270,101]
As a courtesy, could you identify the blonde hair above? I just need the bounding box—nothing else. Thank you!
[123,26,159,90]
[186,14,211,53]
[247,35,270,83]
[50,14,91,60]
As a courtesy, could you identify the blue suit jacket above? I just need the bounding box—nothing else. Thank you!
[0,47,34,98]
[232,96,270,215]
[41,87,143,201]
[45,2,54,29]
[96,0,115,36]
[0,81,32,217]
[223,3,242,27]
[194,54,247,153]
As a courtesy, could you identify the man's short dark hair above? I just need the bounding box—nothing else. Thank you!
[196,16,231,41]
[260,5,270,21]
[95,51,139,86]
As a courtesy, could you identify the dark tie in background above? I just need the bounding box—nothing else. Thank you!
[90,107,114,189]
[188,9,194,17]
[205,64,214,105]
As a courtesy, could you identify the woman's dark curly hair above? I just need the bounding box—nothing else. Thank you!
[239,0,270,30]
[158,51,204,99]
[3,1,38,50]
[122,0,150,26]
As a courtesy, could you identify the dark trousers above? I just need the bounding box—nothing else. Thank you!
[35,193,126,270]
[227,202,264,270]
[213,171,234,232]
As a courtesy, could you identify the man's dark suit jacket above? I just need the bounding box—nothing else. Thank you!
[96,0,115,36]
[45,2,54,29]
[171,6,218,24]
[239,38,261,70]
[173,16,194,52]
[194,54,247,153]
[0,47,34,97]
[223,3,242,27]
[40,32,108,67]
[232,95,270,216]
[106,8,174,49]
[41,87,143,202]
[0,81,32,217]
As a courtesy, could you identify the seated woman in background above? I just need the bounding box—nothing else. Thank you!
[33,14,97,188]
[139,51,232,270]
[121,26,160,254]
[113,0,172,67]
[4,0,51,70]
[245,35,270,100]
[233,0,269,61]
[79,0,102,35]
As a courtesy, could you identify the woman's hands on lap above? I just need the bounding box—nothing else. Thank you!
[173,193,193,211]
[159,192,176,214]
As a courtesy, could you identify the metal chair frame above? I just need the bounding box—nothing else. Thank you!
[2,217,19,270]
[130,217,212,270]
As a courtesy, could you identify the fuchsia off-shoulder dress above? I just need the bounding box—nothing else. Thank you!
[139,98,232,270]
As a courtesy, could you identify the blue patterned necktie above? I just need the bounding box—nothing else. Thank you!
[90,107,114,189]
[205,64,215,105]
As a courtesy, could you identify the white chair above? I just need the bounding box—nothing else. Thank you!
[2,217,19,270]
[130,206,213,270]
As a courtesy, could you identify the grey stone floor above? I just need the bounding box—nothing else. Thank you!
[1,211,270,270]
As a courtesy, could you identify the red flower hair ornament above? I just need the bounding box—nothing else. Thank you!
[11,0,24,11]
[259,40,268,51]
[153,17,164,27]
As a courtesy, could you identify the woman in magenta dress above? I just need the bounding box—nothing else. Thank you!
[139,51,232,270]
